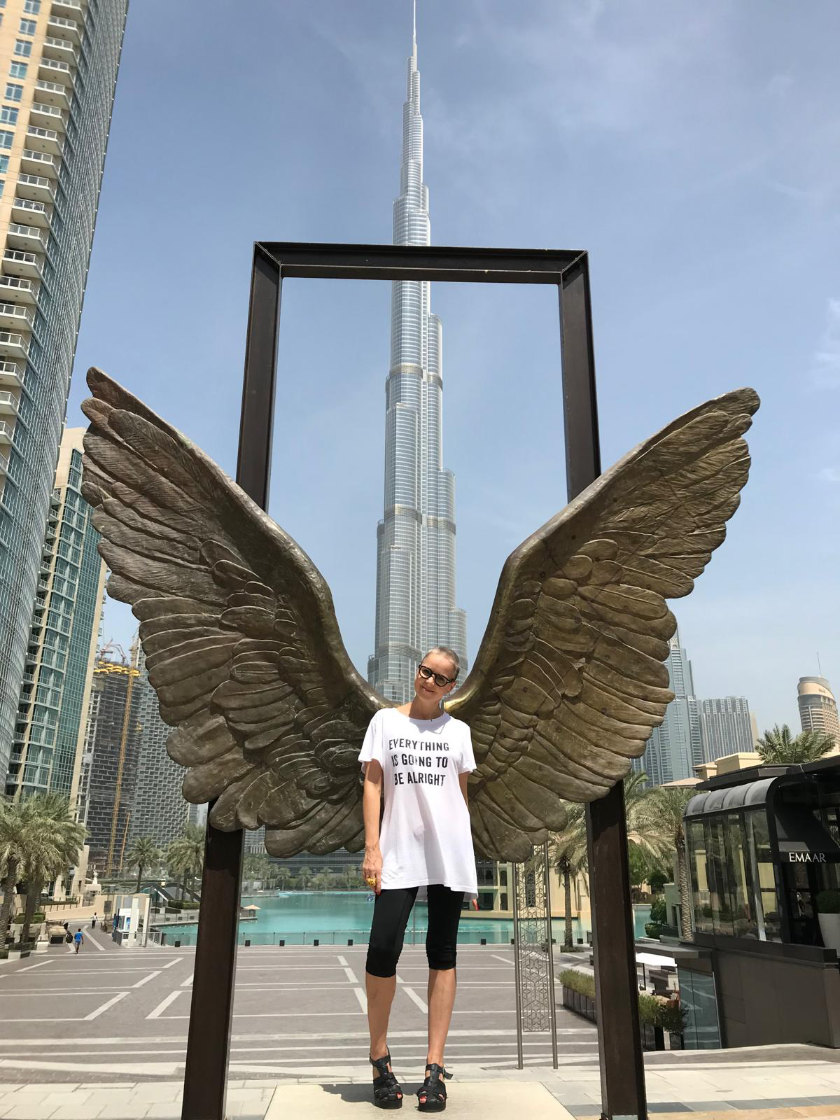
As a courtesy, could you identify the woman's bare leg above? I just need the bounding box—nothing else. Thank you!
[426,966,457,1067]
[366,971,397,1075]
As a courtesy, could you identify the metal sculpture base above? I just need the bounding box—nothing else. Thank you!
[512,842,559,1069]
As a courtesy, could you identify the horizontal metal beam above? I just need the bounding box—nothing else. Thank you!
[257,241,585,284]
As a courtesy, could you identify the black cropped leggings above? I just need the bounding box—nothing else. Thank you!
[365,885,465,978]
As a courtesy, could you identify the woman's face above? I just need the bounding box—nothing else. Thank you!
[414,651,458,701]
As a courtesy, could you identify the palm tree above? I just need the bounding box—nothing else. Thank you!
[275,865,290,890]
[126,836,162,892]
[549,801,588,950]
[628,786,695,940]
[757,724,835,764]
[18,794,85,946]
[166,825,205,897]
[0,798,29,949]
[296,865,312,890]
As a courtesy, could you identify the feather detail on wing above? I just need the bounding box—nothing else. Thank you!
[448,388,760,861]
[80,367,383,856]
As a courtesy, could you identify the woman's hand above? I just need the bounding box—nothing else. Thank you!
[362,845,383,895]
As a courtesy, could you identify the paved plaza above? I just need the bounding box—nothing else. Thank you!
[1,938,839,1118]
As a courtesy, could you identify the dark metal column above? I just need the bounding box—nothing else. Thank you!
[181,247,281,1120]
[560,258,647,1120]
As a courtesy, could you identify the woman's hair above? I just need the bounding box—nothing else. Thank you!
[423,646,460,680]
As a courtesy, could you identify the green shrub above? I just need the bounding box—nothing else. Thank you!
[559,969,595,1000]
[644,922,662,939]
[562,969,684,1034]
[816,890,840,914]
[649,897,667,924]
[11,912,45,924]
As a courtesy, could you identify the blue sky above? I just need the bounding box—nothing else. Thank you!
[68,0,840,733]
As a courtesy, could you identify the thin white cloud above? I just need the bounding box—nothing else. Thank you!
[819,467,840,483]
[812,298,840,389]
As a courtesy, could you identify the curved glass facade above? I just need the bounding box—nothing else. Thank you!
[367,26,466,701]
[0,0,128,780]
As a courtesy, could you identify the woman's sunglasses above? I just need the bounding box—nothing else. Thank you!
[417,664,457,688]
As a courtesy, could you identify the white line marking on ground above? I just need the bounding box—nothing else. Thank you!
[342,967,358,983]
[492,954,514,964]
[84,928,107,951]
[84,992,128,1020]
[147,990,182,1019]
[160,1011,367,1019]
[401,986,428,1014]
[337,955,348,966]
[353,987,367,1014]
[162,957,184,969]
[132,970,161,989]
[11,960,54,973]
[180,973,194,987]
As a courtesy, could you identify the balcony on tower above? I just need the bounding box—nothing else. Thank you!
[3,249,44,280]
[0,303,34,331]
[0,418,16,445]
[38,57,73,86]
[25,125,63,158]
[0,362,23,389]
[0,332,30,361]
[21,149,59,178]
[34,79,70,110]
[47,16,81,45]
[0,448,9,478]
[0,277,36,306]
[51,0,87,17]
[0,390,20,419]
[7,223,47,253]
[12,196,50,229]
[42,36,79,66]
[29,101,67,134]
[17,172,56,206]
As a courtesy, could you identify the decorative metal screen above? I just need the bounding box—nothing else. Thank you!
[512,841,559,1067]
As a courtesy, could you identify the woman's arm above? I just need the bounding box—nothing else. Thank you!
[362,760,384,893]
[459,771,469,807]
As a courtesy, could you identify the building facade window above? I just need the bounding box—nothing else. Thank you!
[14,40,33,58]
[0,155,8,172]
[0,130,14,149]
[18,18,36,35]
[0,106,18,124]
[9,62,28,77]
[23,0,40,11]
[4,82,23,101]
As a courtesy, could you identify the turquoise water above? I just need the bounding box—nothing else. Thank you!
[155,892,651,949]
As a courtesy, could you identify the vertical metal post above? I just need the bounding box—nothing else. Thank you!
[542,842,559,1069]
[181,247,281,1120]
[560,259,647,1120]
[511,861,525,1069]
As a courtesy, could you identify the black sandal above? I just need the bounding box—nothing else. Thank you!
[370,1050,403,1110]
[417,1063,452,1112]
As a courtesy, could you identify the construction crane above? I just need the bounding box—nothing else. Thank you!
[98,639,129,665]
[106,633,140,876]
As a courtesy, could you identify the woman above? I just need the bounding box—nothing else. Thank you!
[360,647,477,1112]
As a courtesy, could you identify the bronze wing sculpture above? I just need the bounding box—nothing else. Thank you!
[81,368,758,861]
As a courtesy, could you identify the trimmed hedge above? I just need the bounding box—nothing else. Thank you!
[559,968,684,1033]
[12,912,45,924]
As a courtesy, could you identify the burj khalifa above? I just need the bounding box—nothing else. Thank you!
[367,8,467,702]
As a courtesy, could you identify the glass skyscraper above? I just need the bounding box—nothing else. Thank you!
[633,625,701,785]
[6,426,105,799]
[367,13,467,702]
[0,0,128,781]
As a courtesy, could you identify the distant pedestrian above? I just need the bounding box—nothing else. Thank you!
[74,928,84,954]
[91,913,97,930]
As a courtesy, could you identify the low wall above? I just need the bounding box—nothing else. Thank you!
[694,933,840,1048]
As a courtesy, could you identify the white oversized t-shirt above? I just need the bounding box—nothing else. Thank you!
[359,708,478,897]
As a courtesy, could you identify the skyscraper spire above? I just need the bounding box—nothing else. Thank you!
[367,11,467,702]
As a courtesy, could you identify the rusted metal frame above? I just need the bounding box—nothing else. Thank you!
[181,247,281,1120]
[560,257,647,1120]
